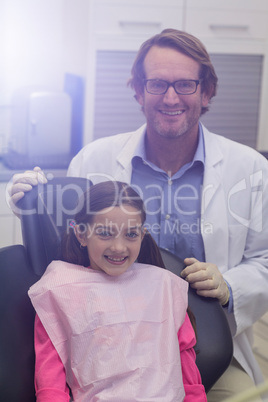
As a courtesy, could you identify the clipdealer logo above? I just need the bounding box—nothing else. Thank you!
[7,170,264,233]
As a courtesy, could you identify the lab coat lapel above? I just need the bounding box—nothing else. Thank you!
[114,124,146,184]
[201,128,229,271]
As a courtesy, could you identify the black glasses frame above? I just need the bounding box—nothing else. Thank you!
[143,79,201,95]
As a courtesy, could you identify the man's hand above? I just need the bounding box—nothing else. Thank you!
[9,166,47,205]
[7,167,48,217]
[181,257,230,305]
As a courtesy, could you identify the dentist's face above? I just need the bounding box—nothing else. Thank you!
[137,46,209,140]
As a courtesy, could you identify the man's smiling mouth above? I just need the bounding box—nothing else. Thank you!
[161,110,184,116]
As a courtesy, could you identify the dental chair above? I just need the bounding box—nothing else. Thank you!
[0,177,233,401]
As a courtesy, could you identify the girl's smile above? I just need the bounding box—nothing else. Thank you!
[104,255,128,265]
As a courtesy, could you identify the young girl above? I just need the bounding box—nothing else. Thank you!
[28,181,206,402]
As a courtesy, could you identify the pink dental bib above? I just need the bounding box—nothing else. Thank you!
[29,261,188,401]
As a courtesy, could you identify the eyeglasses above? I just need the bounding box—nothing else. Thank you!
[143,79,201,95]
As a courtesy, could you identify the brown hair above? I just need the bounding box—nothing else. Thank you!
[128,28,218,115]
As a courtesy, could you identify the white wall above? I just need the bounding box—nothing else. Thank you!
[3,0,64,102]
[2,0,89,100]
[62,0,89,77]
[0,0,89,153]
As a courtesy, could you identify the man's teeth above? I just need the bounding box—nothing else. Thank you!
[162,110,183,115]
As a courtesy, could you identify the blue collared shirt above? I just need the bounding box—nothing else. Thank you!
[131,123,233,312]
[131,123,205,262]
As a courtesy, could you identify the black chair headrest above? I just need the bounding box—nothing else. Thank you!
[17,177,92,276]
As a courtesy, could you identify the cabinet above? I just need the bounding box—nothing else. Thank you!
[185,0,268,55]
[186,0,268,41]
[186,10,267,42]
[90,0,184,51]
[94,0,183,37]
[90,0,268,51]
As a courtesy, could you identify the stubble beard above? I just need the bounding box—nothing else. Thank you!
[146,104,202,140]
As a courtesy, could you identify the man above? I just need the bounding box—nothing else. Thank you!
[10,29,268,400]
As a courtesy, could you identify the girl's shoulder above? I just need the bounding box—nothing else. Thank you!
[29,260,90,294]
[44,260,86,278]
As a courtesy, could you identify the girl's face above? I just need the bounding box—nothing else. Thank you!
[76,205,144,276]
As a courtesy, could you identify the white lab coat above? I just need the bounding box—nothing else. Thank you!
[68,123,268,384]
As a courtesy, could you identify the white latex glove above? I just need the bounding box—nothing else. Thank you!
[8,166,47,215]
[181,257,230,306]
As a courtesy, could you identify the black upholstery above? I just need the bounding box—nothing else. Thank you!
[160,248,233,392]
[1,176,233,399]
[17,177,92,275]
[0,245,39,402]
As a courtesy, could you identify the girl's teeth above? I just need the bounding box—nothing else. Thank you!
[107,256,125,262]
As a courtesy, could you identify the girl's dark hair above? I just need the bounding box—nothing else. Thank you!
[61,180,197,337]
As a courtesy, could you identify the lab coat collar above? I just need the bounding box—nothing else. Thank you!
[115,122,224,190]
[117,124,146,167]
[115,124,147,182]
[202,123,224,168]
[116,123,224,168]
